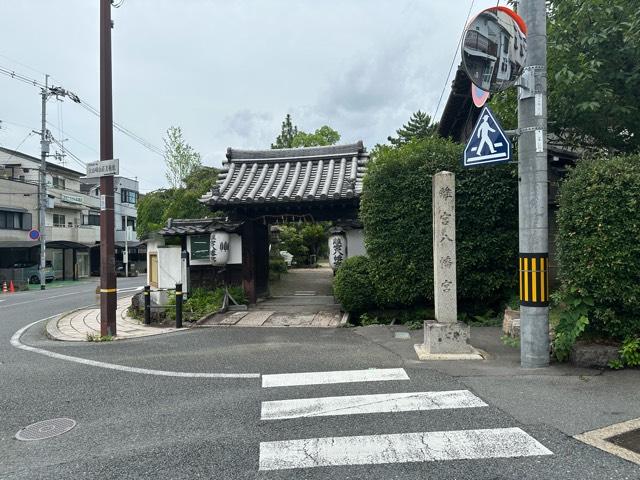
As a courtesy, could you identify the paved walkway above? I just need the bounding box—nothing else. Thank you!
[202,266,345,327]
[46,295,179,341]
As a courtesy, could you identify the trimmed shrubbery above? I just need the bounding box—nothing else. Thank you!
[358,136,518,312]
[333,256,375,315]
[555,155,640,341]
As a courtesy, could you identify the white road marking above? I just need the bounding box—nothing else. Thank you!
[261,390,488,420]
[262,368,409,388]
[258,427,553,470]
[10,317,260,379]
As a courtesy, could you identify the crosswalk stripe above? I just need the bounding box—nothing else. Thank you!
[261,390,488,420]
[258,427,553,471]
[261,368,409,388]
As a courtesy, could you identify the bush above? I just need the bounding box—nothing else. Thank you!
[360,136,518,310]
[333,256,375,314]
[166,286,247,321]
[556,156,640,339]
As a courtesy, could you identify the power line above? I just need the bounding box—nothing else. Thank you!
[0,64,164,158]
[431,0,476,121]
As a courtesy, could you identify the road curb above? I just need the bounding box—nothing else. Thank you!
[45,307,88,342]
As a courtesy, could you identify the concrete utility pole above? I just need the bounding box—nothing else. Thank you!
[518,0,549,368]
[100,0,117,336]
[39,75,50,290]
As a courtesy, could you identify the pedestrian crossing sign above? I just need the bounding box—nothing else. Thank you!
[463,106,511,167]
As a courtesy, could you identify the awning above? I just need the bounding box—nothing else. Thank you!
[115,241,144,248]
[47,240,92,250]
[0,241,39,249]
[0,206,28,213]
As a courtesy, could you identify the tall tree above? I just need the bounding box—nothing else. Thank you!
[271,114,299,149]
[164,126,202,188]
[388,110,438,146]
[271,114,340,149]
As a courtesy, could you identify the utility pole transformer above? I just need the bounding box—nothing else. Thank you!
[518,0,549,367]
[39,75,50,291]
[100,0,117,336]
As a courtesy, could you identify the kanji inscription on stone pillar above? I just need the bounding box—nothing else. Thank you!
[432,171,457,323]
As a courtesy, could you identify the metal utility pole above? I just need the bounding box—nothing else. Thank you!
[39,75,50,291]
[518,0,549,367]
[100,0,117,336]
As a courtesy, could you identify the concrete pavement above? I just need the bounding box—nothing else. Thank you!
[45,294,179,341]
[2,281,639,479]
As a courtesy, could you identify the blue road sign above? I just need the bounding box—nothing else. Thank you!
[28,229,40,240]
[463,106,511,167]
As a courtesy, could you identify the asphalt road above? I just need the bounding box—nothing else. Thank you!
[1,279,639,479]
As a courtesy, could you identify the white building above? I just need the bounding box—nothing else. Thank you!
[0,147,142,282]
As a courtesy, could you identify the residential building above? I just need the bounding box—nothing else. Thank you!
[0,147,143,283]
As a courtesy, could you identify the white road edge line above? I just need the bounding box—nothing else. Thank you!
[262,368,409,388]
[261,390,488,420]
[259,427,553,471]
[10,316,260,379]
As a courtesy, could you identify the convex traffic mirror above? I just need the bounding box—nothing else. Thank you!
[461,6,527,93]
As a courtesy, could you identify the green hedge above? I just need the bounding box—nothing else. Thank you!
[556,156,640,339]
[360,136,518,310]
[333,256,375,314]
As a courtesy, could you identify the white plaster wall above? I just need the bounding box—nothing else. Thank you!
[157,246,182,289]
[346,229,366,258]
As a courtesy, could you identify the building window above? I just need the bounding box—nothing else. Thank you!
[52,176,66,189]
[121,216,136,231]
[0,210,31,230]
[53,214,66,227]
[83,213,100,226]
[120,188,138,204]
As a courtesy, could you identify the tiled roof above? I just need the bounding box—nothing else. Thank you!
[201,142,369,206]
[160,218,243,236]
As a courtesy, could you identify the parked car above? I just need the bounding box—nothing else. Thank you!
[12,262,55,284]
[116,263,138,277]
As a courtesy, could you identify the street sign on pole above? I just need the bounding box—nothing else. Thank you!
[85,158,119,178]
[463,106,511,167]
[28,229,40,241]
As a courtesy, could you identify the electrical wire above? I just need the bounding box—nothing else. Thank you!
[431,0,476,122]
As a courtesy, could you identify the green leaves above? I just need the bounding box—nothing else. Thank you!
[360,136,518,310]
[556,155,640,340]
[271,114,340,149]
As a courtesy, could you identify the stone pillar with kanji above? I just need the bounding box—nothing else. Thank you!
[416,171,482,359]
[432,172,457,323]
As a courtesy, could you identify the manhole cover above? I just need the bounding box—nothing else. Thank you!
[15,418,76,441]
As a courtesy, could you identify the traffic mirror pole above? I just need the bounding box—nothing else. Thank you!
[99,0,117,337]
[517,0,549,367]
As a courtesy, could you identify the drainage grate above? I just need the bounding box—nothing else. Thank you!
[15,418,76,441]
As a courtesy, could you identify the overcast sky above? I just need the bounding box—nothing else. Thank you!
[0,0,499,192]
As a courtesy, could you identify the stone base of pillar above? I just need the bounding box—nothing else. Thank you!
[414,320,484,360]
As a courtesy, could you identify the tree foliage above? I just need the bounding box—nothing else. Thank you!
[490,0,640,154]
[556,155,640,339]
[164,126,202,188]
[547,0,640,153]
[360,136,518,310]
[271,114,340,149]
[387,110,438,146]
[137,164,219,238]
[333,256,376,314]
[279,223,329,265]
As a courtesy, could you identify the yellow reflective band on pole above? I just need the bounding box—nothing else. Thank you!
[100,288,117,293]
[519,253,549,307]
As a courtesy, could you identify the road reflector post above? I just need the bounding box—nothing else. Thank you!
[144,285,151,325]
[175,283,183,329]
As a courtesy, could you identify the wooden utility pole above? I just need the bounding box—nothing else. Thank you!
[100,0,117,336]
